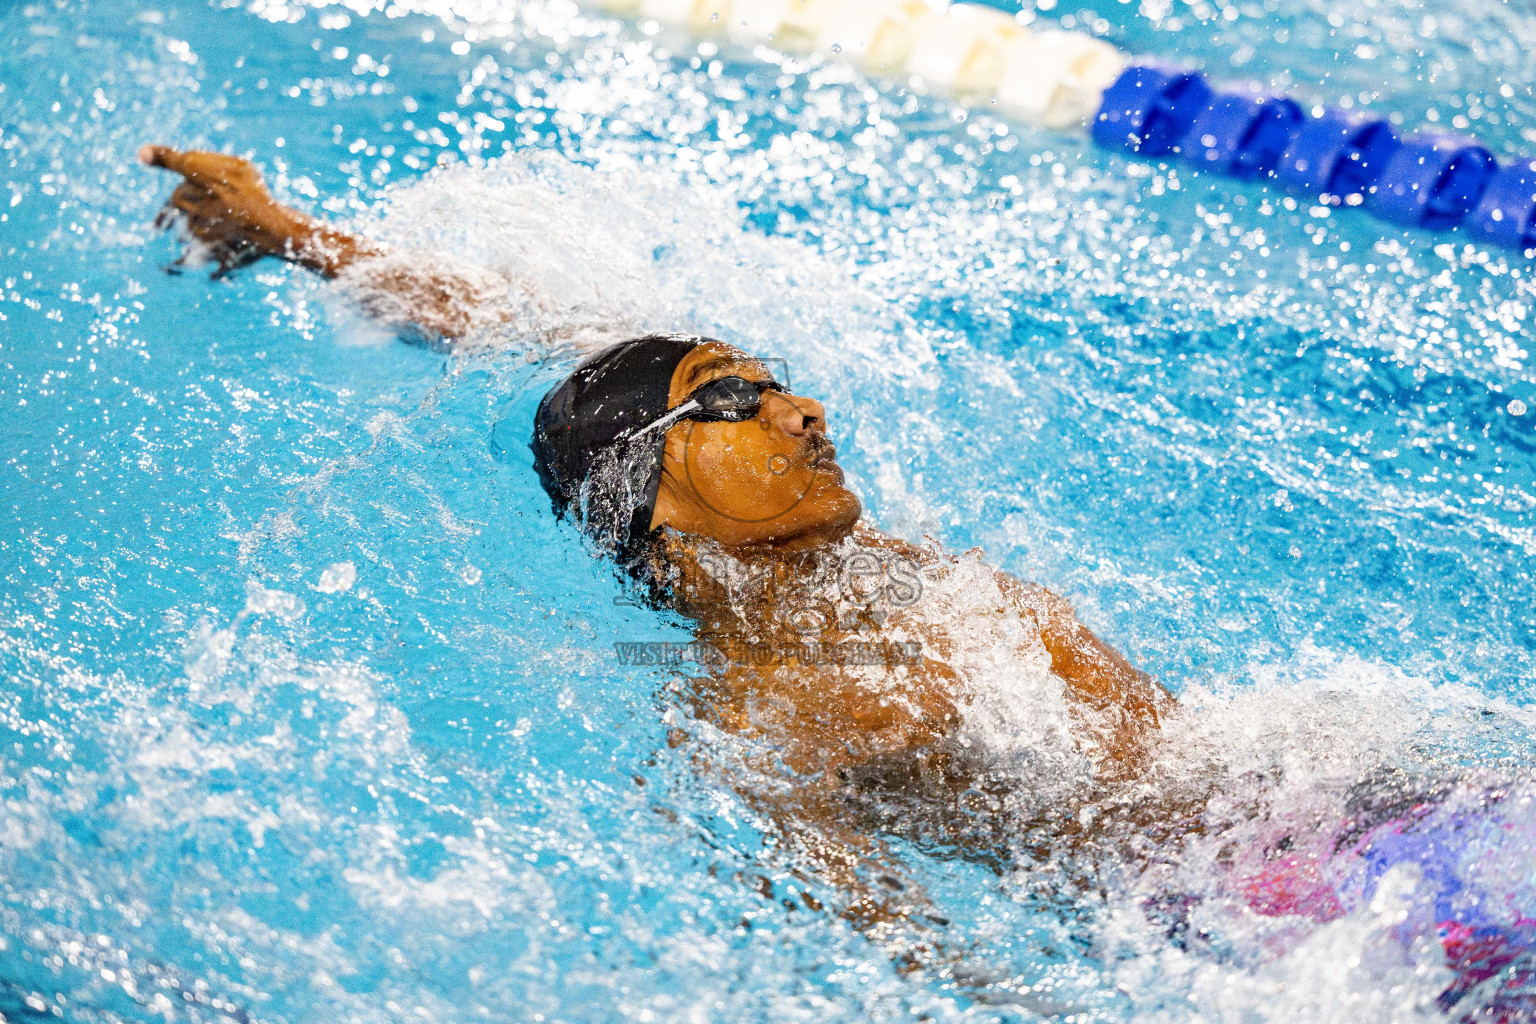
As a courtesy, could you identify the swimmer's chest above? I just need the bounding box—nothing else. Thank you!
[699,590,1046,767]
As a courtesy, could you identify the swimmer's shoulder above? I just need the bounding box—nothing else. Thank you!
[851,523,948,568]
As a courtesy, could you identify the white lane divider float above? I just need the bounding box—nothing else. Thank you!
[595,0,1127,132]
[904,3,1027,96]
[814,0,944,72]
[997,29,1127,128]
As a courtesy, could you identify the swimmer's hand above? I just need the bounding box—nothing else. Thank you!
[139,144,511,340]
[139,145,383,278]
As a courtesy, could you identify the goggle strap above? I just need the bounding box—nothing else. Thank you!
[626,398,702,442]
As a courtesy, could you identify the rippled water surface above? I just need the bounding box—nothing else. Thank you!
[5,0,1536,1020]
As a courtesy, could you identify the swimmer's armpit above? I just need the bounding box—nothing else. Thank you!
[139,144,512,342]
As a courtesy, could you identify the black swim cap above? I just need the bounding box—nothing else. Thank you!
[530,334,702,561]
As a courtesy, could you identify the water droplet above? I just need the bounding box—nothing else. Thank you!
[317,561,357,594]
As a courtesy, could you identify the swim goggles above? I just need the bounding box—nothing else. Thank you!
[626,375,789,442]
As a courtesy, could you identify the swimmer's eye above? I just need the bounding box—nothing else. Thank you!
[624,375,788,441]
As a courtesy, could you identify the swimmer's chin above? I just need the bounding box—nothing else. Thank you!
[752,487,864,552]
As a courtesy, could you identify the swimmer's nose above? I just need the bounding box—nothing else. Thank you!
[764,390,825,437]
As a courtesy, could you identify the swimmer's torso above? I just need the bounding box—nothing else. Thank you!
[657,527,1121,787]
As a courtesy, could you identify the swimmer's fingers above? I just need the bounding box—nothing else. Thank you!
[138,145,222,182]
[167,180,219,218]
[182,223,262,278]
[138,144,187,172]
[153,184,260,278]
[139,145,267,191]
[207,237,264,279]
[152,198,182,232]
[162,230,262,280]
[153,184,222,240]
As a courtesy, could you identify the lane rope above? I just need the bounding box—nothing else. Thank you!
[594,0,1536,254]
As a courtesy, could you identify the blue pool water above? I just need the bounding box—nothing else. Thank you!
[6,0,1536,1020]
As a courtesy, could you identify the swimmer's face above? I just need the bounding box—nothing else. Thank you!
[649,342,862,549]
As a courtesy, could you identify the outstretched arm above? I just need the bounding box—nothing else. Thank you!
[139,145,510,341]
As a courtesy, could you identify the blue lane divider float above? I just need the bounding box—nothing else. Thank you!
[592,0,1535,257]
[1275,110,1399,204]
[1095,62,1536,255]
[1472,159,1536,251]
[1184,89,1303,179]
[1091,64,1210,156]
[1370,134,1496,228]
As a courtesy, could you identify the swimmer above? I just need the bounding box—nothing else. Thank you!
[139,143,1169,935]
[135,145,1169,790]
[140,146,1532,1015]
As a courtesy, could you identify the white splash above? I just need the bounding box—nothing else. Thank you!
[317,560,358,593]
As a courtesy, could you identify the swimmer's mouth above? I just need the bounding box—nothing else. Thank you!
[809,440,842,476]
